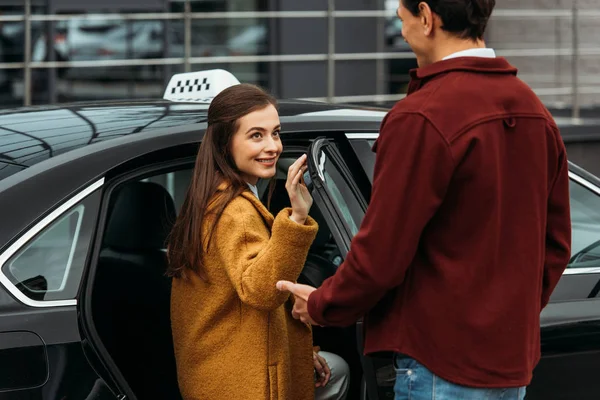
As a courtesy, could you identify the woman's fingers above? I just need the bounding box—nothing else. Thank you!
[294,169,304,186]
[321,357,331,386]
[300,166,308,185]
[287,155,312,223]
[313,353,326,387]
[288,170,301,199]
[287,154,307,182]
[313,353,331,388]
[288,169,304,197]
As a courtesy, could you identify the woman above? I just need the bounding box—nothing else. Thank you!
[167,83,327,400]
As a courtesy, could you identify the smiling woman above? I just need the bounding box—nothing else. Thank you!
[166,83,280,281]
[167,83,322,400]
[230,103,282,185]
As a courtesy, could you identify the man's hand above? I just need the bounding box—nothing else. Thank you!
[276,281,318,325]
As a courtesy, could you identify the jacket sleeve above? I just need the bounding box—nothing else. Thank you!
[308,111,455,326]
[214,205,318,311]
[541,133,571,310]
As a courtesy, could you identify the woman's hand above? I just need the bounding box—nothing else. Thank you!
[313,351,331,388]
[286,154,313,224]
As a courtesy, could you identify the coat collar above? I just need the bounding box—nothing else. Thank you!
[407,57,518,94]
[216,181,274,226]
[239,190,274,225]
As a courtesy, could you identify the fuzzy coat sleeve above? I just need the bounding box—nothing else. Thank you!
[213,204,318,311]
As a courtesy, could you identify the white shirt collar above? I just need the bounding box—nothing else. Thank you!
[442,48,496,61]
[247,182,259,198]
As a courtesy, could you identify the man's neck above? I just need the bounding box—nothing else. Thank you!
[430,39,486,65]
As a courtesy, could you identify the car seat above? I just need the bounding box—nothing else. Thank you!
[93,181,182,400]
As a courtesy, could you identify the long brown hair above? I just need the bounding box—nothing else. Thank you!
[166,84,278,280]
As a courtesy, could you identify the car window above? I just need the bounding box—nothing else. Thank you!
[2,190,101,302]
[317,148,364,237]
[569,179,600,268]
[349,138,376,183]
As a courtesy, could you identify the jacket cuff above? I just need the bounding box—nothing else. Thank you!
[272,208,318,246]
[307,289,328,327]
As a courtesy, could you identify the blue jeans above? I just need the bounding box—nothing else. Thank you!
[393,354,527,400]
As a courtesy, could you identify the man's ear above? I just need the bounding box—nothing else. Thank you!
[418,1,434,36]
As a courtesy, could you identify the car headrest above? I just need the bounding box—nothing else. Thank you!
[267,180,331,248]
[103,182,177,252]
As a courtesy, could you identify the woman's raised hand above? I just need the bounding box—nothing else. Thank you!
[286,154,313,224]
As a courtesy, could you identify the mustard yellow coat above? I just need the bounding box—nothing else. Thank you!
[171,189,318,400]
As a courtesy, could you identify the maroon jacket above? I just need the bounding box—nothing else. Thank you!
[307,57,571,387]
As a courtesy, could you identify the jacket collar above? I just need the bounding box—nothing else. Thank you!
[216,181,274,225]
[239,190,274,225]
[407,57,518,94]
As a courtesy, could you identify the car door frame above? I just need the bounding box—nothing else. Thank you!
[306,136,383,400]
[80,149,200,400]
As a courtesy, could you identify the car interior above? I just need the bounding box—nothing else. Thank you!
[92,180,180,400]
[89,154,364,400]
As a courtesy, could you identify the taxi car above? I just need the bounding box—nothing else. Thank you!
[1,70,600,400]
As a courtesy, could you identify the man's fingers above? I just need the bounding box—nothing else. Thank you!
[276,280,296,294]
[276,281,316,302]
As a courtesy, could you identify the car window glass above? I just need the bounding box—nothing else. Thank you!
[2,190,100,301]
[349,138,376,183]
[317,148,364,237]
[569,179,600,268]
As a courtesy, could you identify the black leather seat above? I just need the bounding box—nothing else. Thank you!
[93,181,181,400]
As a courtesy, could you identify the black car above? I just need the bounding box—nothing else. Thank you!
[1,71,600,400]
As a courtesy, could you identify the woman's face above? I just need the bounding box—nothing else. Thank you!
[230,104,282,185]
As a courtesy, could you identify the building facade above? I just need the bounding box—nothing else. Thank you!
[0,0,597,114]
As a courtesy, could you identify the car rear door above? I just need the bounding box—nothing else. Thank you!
[0,180,120,400]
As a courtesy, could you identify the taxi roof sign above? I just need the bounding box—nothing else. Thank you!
[163,69,240,103]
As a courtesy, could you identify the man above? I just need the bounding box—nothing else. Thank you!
[277,1,571,399]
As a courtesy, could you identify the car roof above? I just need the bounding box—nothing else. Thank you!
[1,96,598,184]
[0,99,387,182]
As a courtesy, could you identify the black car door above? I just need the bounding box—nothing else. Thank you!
[0,182,119,400]
[306,137,393,400]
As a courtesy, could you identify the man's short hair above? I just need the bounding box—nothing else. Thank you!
[402,0,496,40]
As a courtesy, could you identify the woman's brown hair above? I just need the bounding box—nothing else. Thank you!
[166,83,277,280]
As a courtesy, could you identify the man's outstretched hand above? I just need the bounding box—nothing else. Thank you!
[276,281,319,325]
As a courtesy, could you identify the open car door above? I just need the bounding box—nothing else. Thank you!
[306,137,394,400]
